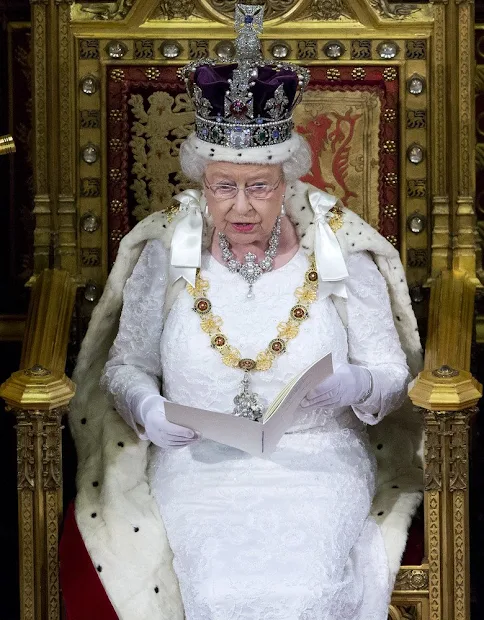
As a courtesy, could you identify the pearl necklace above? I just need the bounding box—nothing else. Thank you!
[218,216,281,298]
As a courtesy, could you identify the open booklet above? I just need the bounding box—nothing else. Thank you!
[164,353,333,457]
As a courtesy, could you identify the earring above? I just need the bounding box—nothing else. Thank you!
[281,195,286,217]
[200,196,209,217]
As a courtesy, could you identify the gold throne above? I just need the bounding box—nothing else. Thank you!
[0,1,481,619]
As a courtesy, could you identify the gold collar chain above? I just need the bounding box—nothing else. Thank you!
[187,253,319,373]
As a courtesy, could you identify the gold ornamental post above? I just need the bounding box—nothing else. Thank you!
[409,269,482,620]
[0,269,76,620]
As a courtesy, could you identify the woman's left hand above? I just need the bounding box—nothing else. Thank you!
[301,363,372,409]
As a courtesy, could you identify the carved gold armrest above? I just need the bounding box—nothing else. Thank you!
[0,269,76,620]
[408,370,480,620]
[406,269,482,620]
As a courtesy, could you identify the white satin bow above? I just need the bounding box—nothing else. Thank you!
[169,189,205,287]
[308,189,348,299]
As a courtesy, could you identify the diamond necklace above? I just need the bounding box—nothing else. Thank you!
[218,216,281,299]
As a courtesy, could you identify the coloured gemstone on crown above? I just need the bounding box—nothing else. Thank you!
[230,100,248,116]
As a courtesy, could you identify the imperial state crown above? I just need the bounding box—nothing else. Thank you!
[179,3,310,151]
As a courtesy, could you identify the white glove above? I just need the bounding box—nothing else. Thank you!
[135,394,198,449]
[301,363,373,409]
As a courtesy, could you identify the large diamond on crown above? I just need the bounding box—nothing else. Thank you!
[228,127,252,149]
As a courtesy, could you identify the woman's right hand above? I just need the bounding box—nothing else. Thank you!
[137,394,198,449]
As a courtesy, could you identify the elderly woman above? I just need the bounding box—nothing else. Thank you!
[66,5,423,620]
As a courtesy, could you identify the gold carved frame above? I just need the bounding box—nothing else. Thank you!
[1,1,478,620]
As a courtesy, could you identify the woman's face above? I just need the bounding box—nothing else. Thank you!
[204,161,286,247]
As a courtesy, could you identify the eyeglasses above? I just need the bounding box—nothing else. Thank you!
[203,175,283,202]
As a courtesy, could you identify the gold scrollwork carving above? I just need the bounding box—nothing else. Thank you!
[46,492,61,617]
[394,568,429,591]
[453,490,467,620]
[14,407,65,491]
[477,144,484,172]
[308,0,349,20]
[449,416,471,492]
[428,490,442,619]
[78,0,136,20]
[433,4,446,196]
[16,418,35,490]
[199,0,300,22]
[158,0,195,19]
[370,0,420,19]
[476,66,484,94]
[424,414,442,491]
[13,406,65,617]
[43,412,64,491]
[388,604,420,620]
[19,492,35,620]
[32,2,48,196]
[458,1,472,196]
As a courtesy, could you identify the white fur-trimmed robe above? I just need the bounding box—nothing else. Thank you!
[70,181,424,619]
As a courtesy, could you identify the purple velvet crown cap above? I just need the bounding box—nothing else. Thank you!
[194,64,299,119]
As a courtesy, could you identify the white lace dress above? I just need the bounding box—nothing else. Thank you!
[102,240,410,620]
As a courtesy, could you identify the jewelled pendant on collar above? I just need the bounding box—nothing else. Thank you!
[188,253,319,420]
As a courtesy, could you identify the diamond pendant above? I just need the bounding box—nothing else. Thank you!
[233,372,264,421]
[239,253,263,283]
[240,253,263,299]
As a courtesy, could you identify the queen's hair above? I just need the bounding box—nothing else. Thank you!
[179,133,312,183]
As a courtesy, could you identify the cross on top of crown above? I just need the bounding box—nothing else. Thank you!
[234,4,264,35]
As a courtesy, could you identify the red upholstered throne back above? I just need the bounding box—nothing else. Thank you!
[105,65,400,266]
